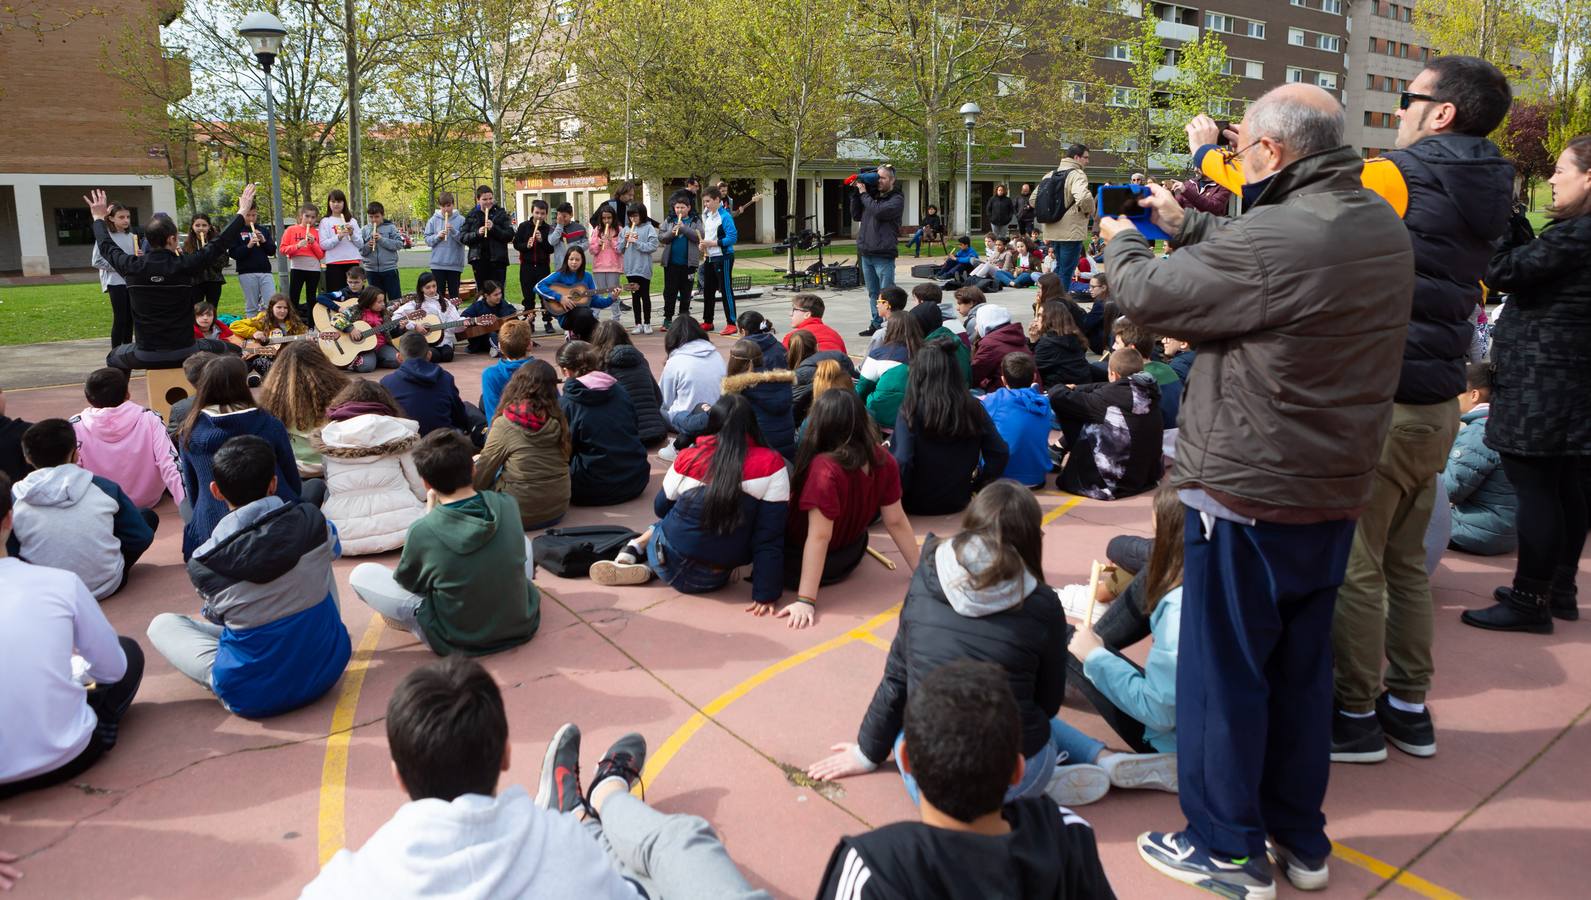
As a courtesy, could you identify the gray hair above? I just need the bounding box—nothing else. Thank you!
[1247,91,1345,157]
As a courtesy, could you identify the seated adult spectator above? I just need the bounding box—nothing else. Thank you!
[981,354,1053,489]
[86,186,251,371]
[301,657,765,898]
[591,395,788,607]
[811,660,1115,899]
[70,367,184,511]
[313,380,428,556]
[1049,348,1163,501]
[146,435,351,718]
[969,305,1033,393]
[382,333,475,439]
[805,484,1066,805]
[784,293,847,354]
[906,204,944,257]
[557,341,651,506]
[350,430,540,656]
[0,472,145,799]
[892,340,1010,516]
[788,328,859,425]
[472,360,572,531]
[784,390,920,628]
[1443,362,1516,555]
[0,386,32,484]
[9,419,156,600]
[721,340,797,460]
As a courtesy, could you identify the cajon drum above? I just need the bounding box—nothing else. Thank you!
[145,367,195,424]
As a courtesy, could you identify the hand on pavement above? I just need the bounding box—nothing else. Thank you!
[776,600,816,629]
[806,743,877,782]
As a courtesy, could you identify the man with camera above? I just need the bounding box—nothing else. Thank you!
[1096,83,1416,898]
[850,164,904,338]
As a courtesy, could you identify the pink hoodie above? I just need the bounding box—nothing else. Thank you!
[72,401,185,509]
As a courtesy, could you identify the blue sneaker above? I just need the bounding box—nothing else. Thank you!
[1138,830,1276,899]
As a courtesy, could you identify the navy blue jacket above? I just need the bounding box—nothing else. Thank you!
[722,370,798,460]
[382,359,470,436]
[181,409,301,558]
[559,373,651,506]
[654,436,789,603]
[891,402,1009,516]
[228,224,277,274]
[746,331,788,370]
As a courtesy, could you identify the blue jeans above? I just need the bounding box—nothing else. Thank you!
[649,527,732,594]
[1047,241,1083,284]
[894,730,1057,805]
[859,255,895,328]
[1049,717,1107,765]
[1177,509,1356,863]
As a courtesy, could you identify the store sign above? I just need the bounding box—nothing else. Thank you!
[521,171,609,190]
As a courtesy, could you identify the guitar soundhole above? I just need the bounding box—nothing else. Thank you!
[165,386,191,405]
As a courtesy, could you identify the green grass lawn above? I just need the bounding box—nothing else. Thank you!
[0,244,843,346]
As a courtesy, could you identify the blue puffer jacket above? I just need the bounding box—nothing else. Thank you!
[1441,405,1517,555]
[721,369,797,460]
[186,497,351,717]
[559,371,651,506]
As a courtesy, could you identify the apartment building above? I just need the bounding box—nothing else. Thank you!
[1343,0,1432,157]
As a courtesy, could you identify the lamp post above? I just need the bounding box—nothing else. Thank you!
[239,11,288,284]
[959,102,982,236]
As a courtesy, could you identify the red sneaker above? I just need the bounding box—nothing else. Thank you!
[719,324,739,337]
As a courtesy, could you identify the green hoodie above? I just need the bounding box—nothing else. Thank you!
[398,490,540,656]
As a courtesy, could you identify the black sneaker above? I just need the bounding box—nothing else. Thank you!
[535,722,585,814]
[858,324,880,337]
[1330,710,1387,764]
[1375,692,1435,758]
[1267,839,1329,891]
[1138,830,1276,900]
[588,732,647,807]
[1462,587,1553,633]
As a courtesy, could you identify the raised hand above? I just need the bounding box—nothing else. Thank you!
[236,183,258,216]
[83,189,110,220]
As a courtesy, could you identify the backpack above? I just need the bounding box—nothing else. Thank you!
[531,525,640,577]
[1033,167,1079,224]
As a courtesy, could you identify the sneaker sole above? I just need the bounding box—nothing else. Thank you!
[535,722,577,809]
[1329,748,1388,764]
[1045,765,1110,806]
[1386,736,1437,758]
[1266,844,1330,892]
[1105,753,1179,792]
[1138,836,1277,900]
[590,560,652,587]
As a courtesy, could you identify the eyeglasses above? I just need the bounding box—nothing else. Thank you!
[1399,91,1442,110]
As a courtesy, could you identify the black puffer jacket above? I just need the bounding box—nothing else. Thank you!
[792,350,859,423]
[604,344,666,446]
[857,535,1067,764]
[1032,332,1093,389]
[722,370,797,460]
[558,374,651,506]
[1383,135,1514,404]
[1485,213,1591,456]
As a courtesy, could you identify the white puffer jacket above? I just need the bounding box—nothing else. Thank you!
[311,414,428,555]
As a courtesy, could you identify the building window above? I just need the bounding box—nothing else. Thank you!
[1246,20,1265,38]
[1287,67,1304,84]
[1289,26,1341,52]
[1317,72,1337,89]
[1109,85,1138,107]
[1066,81,1088,102]
[1205,12,1233,33]
[1009,129,1026,148]
[54,208,98,246]
[1104,42,1134,61]
[558,117,581,139]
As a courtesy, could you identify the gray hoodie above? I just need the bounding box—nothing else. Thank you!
[424,210,468,272]
[620,222,659,278]
[10,464,128,599]
[360,221,405,273]
[659,339,726,417]
[934,535,1037,617]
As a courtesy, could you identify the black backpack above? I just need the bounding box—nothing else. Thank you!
[1033,167,1078,224]
[531,525,640,577]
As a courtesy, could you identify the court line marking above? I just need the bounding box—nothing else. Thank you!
[316,615,386,865]
[1333,842,1464,900]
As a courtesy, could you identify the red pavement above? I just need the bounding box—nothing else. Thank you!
[1,339,1587,899]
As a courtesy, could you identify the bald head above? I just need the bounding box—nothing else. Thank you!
[1246,84,1345,165]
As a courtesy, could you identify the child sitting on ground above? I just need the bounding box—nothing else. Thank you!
[313,380,428,556]
[481,320,534,426]
[331,286,400,373]
[230,294,309,380]
[147,435,351,718]
[350,429,540,656]
[310,265,367,314]
[813,660,1115,899]
[969,304,1034,393]
[164,351,218,441]
[934,235,980,280]
[659,317,726,450]
[72,366,184,510]
[981,353,1053,489]
[382,333,474,439]
[1162,335,1195,385]
[867,285,909,350]
[393,272,465,363]
[0,386,32,483]
[738,310,787,369]
[301,657,763,898]
[558,341,652,506]
[1442,362,1517,556]
[193,301,243,349]
[1104,320,1180,429]
[857,312,921,434]
[0,473,146,799]
[459,280,521,357]
[472,360,572,531]
[591,320,666,447]
[1048,348,1163,501]
[9,419,157,600]
[892,340,1010,516]
[721,339,797,460]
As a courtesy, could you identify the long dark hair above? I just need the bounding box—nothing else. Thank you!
[665,315,709,353]
[557,340,598,376]
[881,309,923,357]
[595,206,618,237]
[327,378,404,417]
[181,354,256,449]
[497,359,571,460]
[1038,298,1085,341]
[793,389,879,501]
[1034,272,1068,307]
[951,481,1043,592]
[899,337,982,439]
[182,213,215,255]
[1142,482,1185,614]
[560,246,588,278]
[692,393,764,534]
[785,328,817,370]
[590,319,633,363]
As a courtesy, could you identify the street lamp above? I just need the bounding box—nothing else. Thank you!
[239,11,288,284]
[959,102,982,236]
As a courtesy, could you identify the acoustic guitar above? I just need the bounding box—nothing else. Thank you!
[242,329,341,361]
[541,280,639,318]
[310,296,426,367]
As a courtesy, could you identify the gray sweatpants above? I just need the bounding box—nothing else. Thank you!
[583,792,767,900]
[146,615,224,694]
[239,272,277,316]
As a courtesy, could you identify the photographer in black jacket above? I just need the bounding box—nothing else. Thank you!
[87,185,251,371]
[851,163,904,337]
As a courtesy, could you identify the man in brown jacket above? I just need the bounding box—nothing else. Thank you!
[1098,84,1415,899]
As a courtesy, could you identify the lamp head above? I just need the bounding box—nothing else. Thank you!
[959,101,982,128]
[239,11,286,71]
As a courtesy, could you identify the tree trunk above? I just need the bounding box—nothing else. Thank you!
[491,129,503,201]
[344,0,363,213]
[788,132,802,238]
[924,118,941,219]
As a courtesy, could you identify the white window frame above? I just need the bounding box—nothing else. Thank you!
[1009,129,1026,148]
[1246,20,1265,38]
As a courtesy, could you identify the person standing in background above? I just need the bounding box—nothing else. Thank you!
[851,164,905,339]
[462,185,514,293]
[1015,182,1037,239]
[1038,145,1095,288]
[698,189,739,335]
[183,215,227,305]
[513,198,553,317]
[280,204,324,317]
[657,198,700,329]
[359,201,405,302]
[92,203,136,348]
[984,183,1015,240]
[424,192,468,300]
[319,189,361,294]
[230,203,277,317]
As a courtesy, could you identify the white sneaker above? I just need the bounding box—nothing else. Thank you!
[1099,752,1178,793]
[658,443,678,461]
[489,346,499,358]
[631,324,644,335]
[1045,763,1110,806]
[590,559,654,586]
[643,324,653,335]
[1057,583,1106,625]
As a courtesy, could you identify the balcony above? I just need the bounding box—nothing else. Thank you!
[1154,64,1182,81]
[1155,19,1198,41]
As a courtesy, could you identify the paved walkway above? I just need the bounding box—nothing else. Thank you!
[1,277,1587,899]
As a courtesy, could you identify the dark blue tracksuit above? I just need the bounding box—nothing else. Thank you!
[1175,508,1357,863]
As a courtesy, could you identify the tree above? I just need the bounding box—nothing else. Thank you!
[1164,29,1237,168]
[365,48,487,217]
[1498,99,1555,205]
[1108,14,1166,176]
[1412,0,1550,84]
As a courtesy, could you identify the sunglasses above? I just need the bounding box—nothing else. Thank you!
[1399,91,1441,110]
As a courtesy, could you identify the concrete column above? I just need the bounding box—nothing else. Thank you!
[641,178,663,217]
[151,178,178,219]
[903,179,921,227]
[810,178,824,236]
[953,177,970,237]
[14,181,49,276]
[756,177,775,243]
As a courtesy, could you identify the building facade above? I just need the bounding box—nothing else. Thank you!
[0,2,184,276]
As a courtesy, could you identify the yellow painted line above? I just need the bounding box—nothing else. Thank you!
[316,615,387,865]
[1332,841,1465,900]
[639,604,902,792]
[856,631,892,652]
[1043,496,1084,525]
